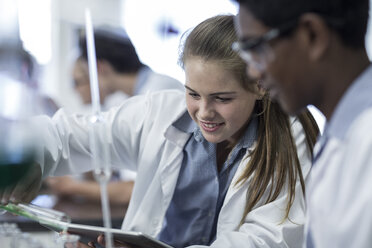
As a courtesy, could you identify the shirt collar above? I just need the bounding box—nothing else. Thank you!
[239,116,258,149]
[326,64,372,140]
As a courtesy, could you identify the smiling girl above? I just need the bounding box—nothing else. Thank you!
[27,15,319,248]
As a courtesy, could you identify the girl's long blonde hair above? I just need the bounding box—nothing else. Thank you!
[179,15,319,224]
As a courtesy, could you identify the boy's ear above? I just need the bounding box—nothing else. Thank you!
[298,13,331,61]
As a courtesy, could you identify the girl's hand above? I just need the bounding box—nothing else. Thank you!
[97,234,137,248]
[74,241,100,248]
[74,241,94,248]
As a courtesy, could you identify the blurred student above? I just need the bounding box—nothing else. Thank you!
[73,27,184,111]
[0,45,59,117]
[47,27,183,205]
[234,0,372,247]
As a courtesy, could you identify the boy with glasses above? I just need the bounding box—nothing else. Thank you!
[234,0,372,247]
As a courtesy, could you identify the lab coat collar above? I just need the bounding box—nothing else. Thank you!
[164,109,191,147]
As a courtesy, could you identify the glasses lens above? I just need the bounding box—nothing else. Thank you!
[233,42,271,73]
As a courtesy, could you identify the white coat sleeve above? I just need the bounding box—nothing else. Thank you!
[189,118,312,248]
[37,94,151,177]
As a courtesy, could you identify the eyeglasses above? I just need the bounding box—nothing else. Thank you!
[232,21,298,72]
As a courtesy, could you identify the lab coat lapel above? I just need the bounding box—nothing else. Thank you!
[159,125,190,211]
[223,147,253,205]
[216,150,252,234]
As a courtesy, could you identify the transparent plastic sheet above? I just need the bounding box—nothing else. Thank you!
[0,203,71,232]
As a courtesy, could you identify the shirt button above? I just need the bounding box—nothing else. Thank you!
[208,211,213,217]
[201,237,208,243]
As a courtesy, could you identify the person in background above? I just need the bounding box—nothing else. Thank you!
[0,45,59,117]
[71,56,93,107]
[234,0,372,247]
[19,47,59,117]
[73,27,184,111]
[46,27,183,205]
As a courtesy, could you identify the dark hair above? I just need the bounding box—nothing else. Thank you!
[79,27,144,73]
[0,45,37,83]
[180,15,319,223]
[235,0,369,48]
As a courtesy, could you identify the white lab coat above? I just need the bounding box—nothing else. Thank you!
[39,90,312,247]
[305,65,372,248]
